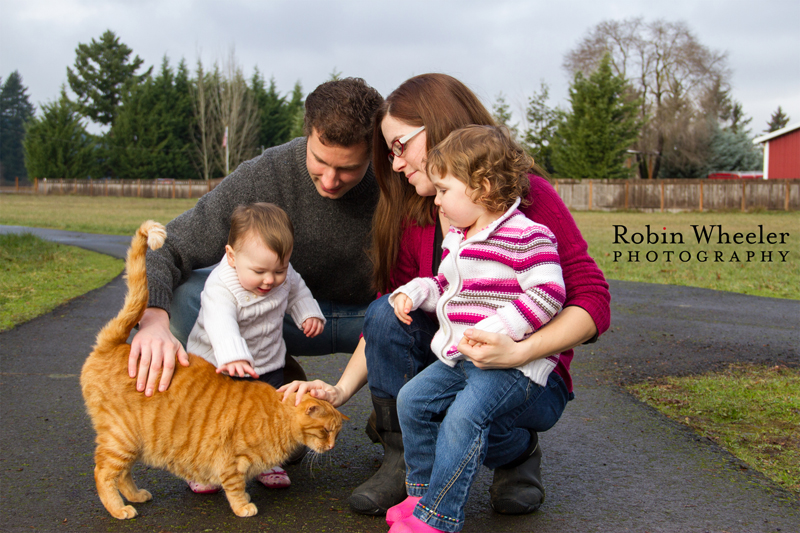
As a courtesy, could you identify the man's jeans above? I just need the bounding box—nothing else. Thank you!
[398,360,555,532]
[170,267,366,356]
[363,295,571,465]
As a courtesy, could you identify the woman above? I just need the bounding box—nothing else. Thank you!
[280,73,610,518]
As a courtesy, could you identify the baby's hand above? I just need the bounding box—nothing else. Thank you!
[217,360,258,379]
[393,293,413,325]
[302,317,325,338]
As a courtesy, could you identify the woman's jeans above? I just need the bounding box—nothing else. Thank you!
[169,267,367,356]
[398,360,561,532]
[363,295,571,485]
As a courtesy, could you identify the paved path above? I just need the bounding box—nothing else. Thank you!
[1,227,798,532]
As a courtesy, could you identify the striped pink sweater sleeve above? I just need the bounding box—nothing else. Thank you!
[466,215,566,340]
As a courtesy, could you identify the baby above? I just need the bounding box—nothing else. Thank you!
[187,202,325,493]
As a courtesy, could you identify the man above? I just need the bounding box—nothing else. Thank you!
[129,77,383,397]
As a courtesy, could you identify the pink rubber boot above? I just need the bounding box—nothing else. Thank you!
[388,516,446,533]
[386,495,421,526]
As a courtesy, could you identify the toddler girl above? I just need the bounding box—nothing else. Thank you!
[387,126,565,532]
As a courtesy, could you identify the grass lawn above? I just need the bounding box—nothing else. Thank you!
[0,232,123,331]
[629,364,800,496]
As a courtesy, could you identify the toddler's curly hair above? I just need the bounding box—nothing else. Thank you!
[426,125,533,212]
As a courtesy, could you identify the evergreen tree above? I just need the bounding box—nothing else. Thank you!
[108,74,168,180]
[523,82,560,176]
[251,70,296,149]
[551,54,640,180]
[705,126,763,173]
[328,68,343,81]
[0,71,36,182]
[491,92,520,140]
[766,106,790,132]
[67,30,152,126]
[169,59,197,179]
[287,82,305,139]
[24,88,97,180]
[110,57,195,180]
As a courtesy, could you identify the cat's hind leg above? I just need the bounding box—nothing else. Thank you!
[94,445,140,519]
[117,467,152,503]
[220,470,257,517]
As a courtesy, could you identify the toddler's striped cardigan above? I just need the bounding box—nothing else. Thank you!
[390,198,566,386]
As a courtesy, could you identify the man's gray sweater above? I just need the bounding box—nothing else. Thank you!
[146,137,379,313]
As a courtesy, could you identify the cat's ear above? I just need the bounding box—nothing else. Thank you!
[340,413,350,421]
[305,404,321,417]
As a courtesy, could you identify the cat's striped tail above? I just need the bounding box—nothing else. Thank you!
[93,221,166,354]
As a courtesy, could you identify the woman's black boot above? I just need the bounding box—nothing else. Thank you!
[489,430,545,515]
[348,395,407,515]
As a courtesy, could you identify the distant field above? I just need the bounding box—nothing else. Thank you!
[572,210,799,300]
[0,195,198,235]
[1,195,797,300]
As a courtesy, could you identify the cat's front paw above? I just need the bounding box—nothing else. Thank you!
[111,504,139,519]
[233,502,258,517]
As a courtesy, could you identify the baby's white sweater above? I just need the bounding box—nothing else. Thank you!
[187,260,325,376]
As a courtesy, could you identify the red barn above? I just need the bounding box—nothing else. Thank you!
[753,123,800,179]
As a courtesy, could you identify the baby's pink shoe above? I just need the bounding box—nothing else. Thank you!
[388,516,446,533]
[386,495,421,526]
[187,480,221,494]
[257,466,291,488]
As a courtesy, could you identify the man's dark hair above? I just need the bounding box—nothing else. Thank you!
[303,77,383,148]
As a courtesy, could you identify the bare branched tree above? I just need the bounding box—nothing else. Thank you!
[564,18,730,179]
[209,49,260,176]
[190,49,260,180]
[190,60,217,181]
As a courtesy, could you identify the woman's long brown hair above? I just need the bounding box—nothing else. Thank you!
[370,73,497,293]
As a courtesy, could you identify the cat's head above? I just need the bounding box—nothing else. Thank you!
[293,394,349,453]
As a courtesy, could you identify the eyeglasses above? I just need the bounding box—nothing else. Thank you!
[388,125,425,162]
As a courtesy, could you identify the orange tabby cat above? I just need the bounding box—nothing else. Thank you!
[81,220,348,519]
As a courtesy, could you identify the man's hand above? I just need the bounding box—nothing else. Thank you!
[278,379,344,407]
[129,308,190,396]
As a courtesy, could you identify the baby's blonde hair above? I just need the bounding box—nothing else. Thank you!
[228,203,294,262]
[426,125,532,212]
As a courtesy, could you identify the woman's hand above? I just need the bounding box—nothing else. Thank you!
[458,328,537,369]
[217,360,258,379]
[459,307,599,369]
[278,379,345,407]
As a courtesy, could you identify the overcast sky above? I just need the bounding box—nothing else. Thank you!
[2,0,798,136]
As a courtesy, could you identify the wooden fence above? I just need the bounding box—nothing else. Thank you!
[0,178,224,199]
[553,178,799,212]
[3,177,799,212]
